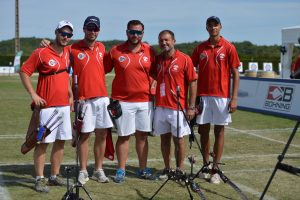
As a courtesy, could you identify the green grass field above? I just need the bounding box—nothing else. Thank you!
[0,74,299,200]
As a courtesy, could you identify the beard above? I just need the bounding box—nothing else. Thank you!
[55,37,68,47]
[128,38,141,45]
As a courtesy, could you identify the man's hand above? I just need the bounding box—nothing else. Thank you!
[187,108,196,121]
[228,98,237,113]
[31,93,47,107]
[40,39,51,48]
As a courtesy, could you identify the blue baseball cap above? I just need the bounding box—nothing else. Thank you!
[84,16,100,28]
[206,16,221,25]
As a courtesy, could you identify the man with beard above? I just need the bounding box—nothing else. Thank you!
[40,16,113,185]
[105,20,156,183]
[19,20,74,193]
[151,30,197,178]
[191,16,240,184]
[71,16,113,185]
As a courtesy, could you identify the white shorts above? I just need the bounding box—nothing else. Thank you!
[115,101,153,136]
[153,107,190,138]
[196,96,231,125]
[81,97,113,133]
[40,106,72,143]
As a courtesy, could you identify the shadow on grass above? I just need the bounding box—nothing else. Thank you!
[0,163,159,196]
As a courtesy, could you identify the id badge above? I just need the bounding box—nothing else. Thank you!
[160,83,166,97]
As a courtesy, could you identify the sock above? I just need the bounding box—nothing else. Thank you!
[36,176,44,181]
[50,175,57,180]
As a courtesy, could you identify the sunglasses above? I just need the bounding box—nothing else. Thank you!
[127,29,143,36]
[85,26,100,32]
[58,30,73,38]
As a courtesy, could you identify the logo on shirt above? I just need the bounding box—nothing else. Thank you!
[172,65,179,72]
[200,53,207,60]
[143,56,149,62]
[99,52,103,58]
[78,53,86,60]
[48,59,57,67]
[119,56,126,62]
[219,53,225,60]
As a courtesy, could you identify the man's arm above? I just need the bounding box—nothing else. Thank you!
[187,80,197,120]
[228,68,240,113]
[68,77,74,111]
[19,71,47,107]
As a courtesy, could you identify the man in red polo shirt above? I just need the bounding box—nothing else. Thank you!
[40,16,113,185]
[291,54,300,79]
[19,20,74,193]
[71,16,113,185]
[105,20,156,183]
[191,16,240,184]
[151,30,197,178]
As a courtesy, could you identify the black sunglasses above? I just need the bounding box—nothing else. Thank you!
[127,29,143,36]
[85,26,100,32]
[58,29,73,38]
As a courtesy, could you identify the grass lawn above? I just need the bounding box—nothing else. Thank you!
[0,74,299,200]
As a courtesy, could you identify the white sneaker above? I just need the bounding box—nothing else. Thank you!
[210,173,221,184]
[78,170,89,185]
[91,169,109,183]
[198,164,212,180]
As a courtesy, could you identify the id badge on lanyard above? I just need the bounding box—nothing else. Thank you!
[160,83,166,97]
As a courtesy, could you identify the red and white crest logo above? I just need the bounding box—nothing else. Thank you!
[48,59,57,67]
[78,53,86,60]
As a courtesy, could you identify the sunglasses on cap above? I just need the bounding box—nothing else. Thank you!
[127,29,143,36]
[85,26,100,32]
[58,29,73,38]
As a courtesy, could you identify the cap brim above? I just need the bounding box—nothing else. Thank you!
[85,22,100,27]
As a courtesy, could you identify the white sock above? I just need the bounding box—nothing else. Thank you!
[50,175,57,180]
[36,176,44,181]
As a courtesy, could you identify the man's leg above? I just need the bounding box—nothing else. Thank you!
[173,136,185,170]
[34,143,48,177]
[116,135,130,170]
[50,140,65,176]
[94,128,107,170]
[213,125,225,168]
[198,123,211,164]
[161,133,172,169]
[34,143,49,192]
[79,133,91,171]
[135,131,148,170]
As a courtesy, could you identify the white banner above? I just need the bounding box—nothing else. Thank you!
[238,77,300,120]
[13,50,23,72]
[0,67,15,73]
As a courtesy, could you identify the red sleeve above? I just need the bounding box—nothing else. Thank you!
[20,49,41,76]
[191,46,199,68]
[228,45,240,69]
[185,56,198,82]
[104,50,114,74]
[294,56,300,72]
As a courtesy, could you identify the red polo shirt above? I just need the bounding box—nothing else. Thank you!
[104,41,155,102]
[191,37,240,98]
[21,46,70,107]
[292,55,300,73]
[152,50,197,110]
[70,40,108,100]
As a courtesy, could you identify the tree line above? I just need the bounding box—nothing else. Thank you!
[0,37,299,72]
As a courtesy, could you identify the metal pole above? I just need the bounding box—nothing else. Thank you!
[15,0,20,53]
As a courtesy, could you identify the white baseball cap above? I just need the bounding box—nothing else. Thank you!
[56,20,73,31]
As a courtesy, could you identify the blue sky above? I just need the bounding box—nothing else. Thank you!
[1,0,299,45]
